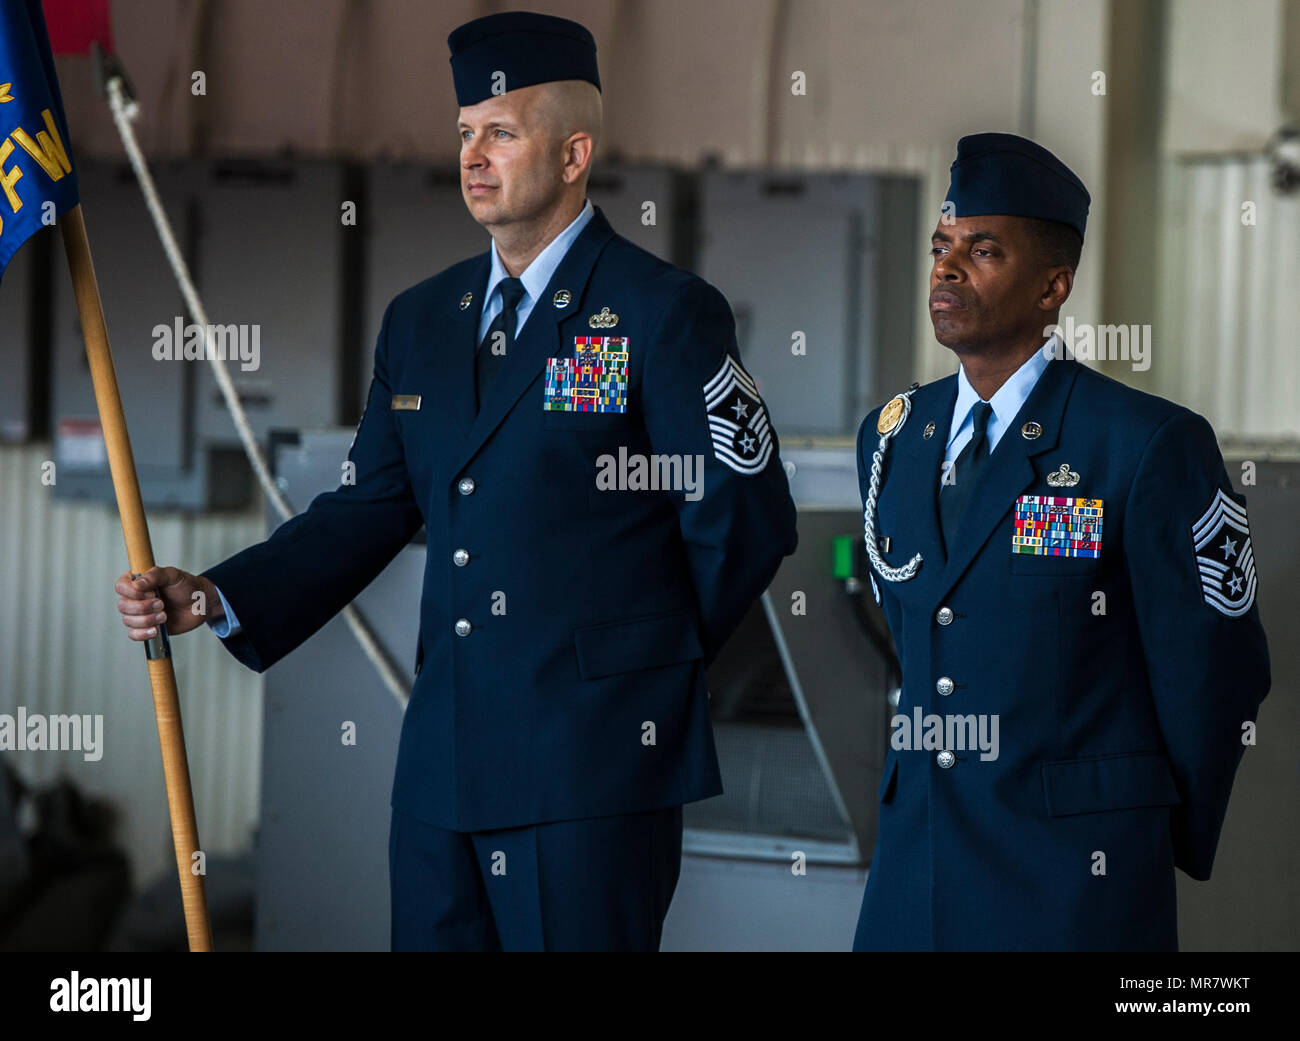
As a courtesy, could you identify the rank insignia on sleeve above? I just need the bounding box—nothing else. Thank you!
[703,354,773,475]
[543,337,629,413]
[1012,496,1103,557]
[1191,488,1257,616]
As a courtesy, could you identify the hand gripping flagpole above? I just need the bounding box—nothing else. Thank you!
[59,204,213,952]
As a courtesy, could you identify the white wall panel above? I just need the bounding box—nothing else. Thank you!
[0,443,265,892]
[1155,158,1300,439]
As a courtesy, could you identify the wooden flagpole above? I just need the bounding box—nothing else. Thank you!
[59,203,213,952]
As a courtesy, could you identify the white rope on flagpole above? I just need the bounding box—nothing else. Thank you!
[104,76,411,708]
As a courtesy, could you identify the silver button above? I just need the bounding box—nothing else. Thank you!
[936,606,954,626]
[458,477,476,495]
[936,676,955,696]
[454,618,472,637]
[453,549,470,567]
[937,750,956,769]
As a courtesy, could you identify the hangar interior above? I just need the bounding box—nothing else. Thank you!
[0,0,1296,951]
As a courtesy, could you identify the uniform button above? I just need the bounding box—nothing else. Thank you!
[936,606,954,626]
[937,750,956,769]
[458,477,476,496]
[454,618,472,637]
[453,549,470,567]
[936,676,955,696]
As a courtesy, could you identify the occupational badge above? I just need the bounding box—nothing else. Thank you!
[1191,488,1257,617]
[1046,463,1080,487]
[703,354,773,475]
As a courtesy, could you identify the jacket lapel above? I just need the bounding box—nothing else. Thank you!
[882,379,957,589]
[455,206,617,469]
[936,357,1080,596]
[444,254,491,438]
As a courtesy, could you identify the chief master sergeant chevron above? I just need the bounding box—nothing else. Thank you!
[853,133,1270,951]
[114,11,797,951]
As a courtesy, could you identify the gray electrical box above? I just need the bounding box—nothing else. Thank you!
[50,159,356,510]
[360,166,493,409]
[193,161,353,448]
[697,171,918,439]
[50,161,250,508]
[585,164,691,266]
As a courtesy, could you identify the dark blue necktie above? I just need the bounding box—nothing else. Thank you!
[940,400,993,551]
[476,277,526,410]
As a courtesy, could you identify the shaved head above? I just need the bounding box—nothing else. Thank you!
[535,80,602,170]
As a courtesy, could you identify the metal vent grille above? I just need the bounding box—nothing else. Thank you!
[684,722,850,843]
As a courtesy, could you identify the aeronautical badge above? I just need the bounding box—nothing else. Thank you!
[543,337,629,413]
[703,354,773,475]
[1191,488,1257,617]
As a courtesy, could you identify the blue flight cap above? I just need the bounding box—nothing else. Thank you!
[448,11,600,107]
[944,133,1090,240]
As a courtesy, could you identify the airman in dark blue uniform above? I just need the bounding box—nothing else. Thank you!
[854,134,1270,951]
[119,12,796,951]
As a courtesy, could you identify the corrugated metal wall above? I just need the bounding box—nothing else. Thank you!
[1156,158,1300,440]
[0,443,265,892]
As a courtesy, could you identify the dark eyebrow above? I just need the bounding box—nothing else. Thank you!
[931,228,1003,245]
[457,120,515,132]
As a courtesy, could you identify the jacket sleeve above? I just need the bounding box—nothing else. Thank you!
[199,299,425,673]
[1123,408,1271,879]
[640,278,798,662]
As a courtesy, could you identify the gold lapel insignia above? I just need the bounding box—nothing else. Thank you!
[1046,463,1080,487]
[553,290,572,308]
[588,306,619,329]
[922,421,936,440]
[458,292,473,311]
[391,394,422,411]
[1021,421,1043,440]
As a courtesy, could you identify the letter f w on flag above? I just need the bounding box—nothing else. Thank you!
[0,0,82,285]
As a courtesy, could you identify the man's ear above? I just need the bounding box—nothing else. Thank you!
[562,133,594,185]
[1039,267,1074,312]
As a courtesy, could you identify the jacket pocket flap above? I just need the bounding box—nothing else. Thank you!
[574,611,703,680]
[1042,752,1181,816]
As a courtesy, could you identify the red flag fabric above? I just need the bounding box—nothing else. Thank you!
[41,0,113,56]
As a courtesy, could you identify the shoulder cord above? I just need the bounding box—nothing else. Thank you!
[863,388,923,583]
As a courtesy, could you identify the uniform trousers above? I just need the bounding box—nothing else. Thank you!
[389,803,683,951]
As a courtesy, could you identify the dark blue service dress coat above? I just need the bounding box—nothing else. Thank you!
[202,205,798,833]
[855,356,1270,951]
